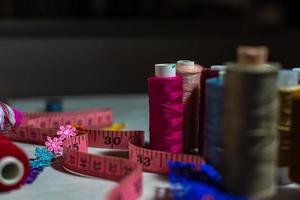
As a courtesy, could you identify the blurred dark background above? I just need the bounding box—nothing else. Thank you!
[0,0,299,98]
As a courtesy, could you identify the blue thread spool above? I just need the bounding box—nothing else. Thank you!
[45,98,63,112]
[203,75,224,171]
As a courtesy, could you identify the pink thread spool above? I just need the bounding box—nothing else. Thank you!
[148,64,183,153]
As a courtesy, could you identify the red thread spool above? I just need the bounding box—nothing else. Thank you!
[198,68,219,155]
[0,135,29,191]
[148,64,183,153]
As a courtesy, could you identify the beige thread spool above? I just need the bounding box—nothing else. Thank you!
[176,60,202,153]
[237,46,269,67]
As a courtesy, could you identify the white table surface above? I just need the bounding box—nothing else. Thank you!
[0,94,299,200]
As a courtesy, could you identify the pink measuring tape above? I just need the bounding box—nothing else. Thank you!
[3,110,204,200]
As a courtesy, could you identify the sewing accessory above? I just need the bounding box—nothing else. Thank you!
[176,60,202,153]
[0,102,23,131]
[0,135,29,191]
[148,63,183,153]
[168,161,247,200]
[203,74,224,171]
[57,125,77,140]
[198,68,219,155]
[220,63,279,198]
[45,98,63,112]
[277,70,300,184]
[289,90,300,183]
[292,68,300,84]
[4,110,205,199]
[237,46,268,67]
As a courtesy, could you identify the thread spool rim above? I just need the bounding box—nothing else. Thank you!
[0,156,24,186]
[278,70,298,87]
[177,60,195,66]
[237,46,269,66]
[155,63,176,77]
[227,63,279,74]
[292,68,300,72]
[211,65,227,71]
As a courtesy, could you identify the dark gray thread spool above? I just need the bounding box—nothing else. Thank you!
[220,65,279,199]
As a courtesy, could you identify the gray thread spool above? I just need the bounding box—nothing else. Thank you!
[220,65,279,199]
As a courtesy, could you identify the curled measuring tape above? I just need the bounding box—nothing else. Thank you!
[23,109,113,129]
[3,111,204,200]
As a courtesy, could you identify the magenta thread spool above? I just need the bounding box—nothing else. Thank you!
[148,64,183,153]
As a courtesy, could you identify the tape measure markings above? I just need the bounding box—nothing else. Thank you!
[2,111,204,199]
[24,109,113,129]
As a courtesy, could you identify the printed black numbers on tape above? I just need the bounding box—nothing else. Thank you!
[137,154,151,166]
[104,136,121,145]
[68,143,79,151]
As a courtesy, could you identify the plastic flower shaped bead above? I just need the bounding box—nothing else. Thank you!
[57,125,77,140]
[45,136,63,154]
[34,147,55,162]
[30,159,52,168]
[26,167,44,184]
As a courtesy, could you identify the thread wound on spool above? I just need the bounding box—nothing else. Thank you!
[0,135,29,191]
[176,62,202,153]
[278,86,300,167]
[237,46,268,66]
[198,69,219,155]
[290,91,300,183]
[221,65,278,198]
[148,76,183,153]
[203,77,224,171]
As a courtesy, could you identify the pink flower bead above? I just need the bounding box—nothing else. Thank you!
[45,137,63,154]
[57,125,77,141]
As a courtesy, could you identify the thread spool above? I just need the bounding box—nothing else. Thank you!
[46,98,63,112]
[220,65,279,199]
[210,65,227,71]
[277,70,300,185]
[0,102,23,131]
[289,90,300,183]
[176,60,202,153]
[0,135,29,191]
[198,68,219,155]
[203,73,224,170]
[149,64,183,153]
[237,46,268,67]
[292,68,300,84]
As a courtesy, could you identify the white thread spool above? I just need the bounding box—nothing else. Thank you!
[211,65,227,71]
[292,68,300,84]
[0,103,16,131]
[155,63,176,77]
[0,156,24,186]
[278,70,298,87]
